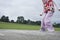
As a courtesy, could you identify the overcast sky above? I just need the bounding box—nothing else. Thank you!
[0,0,60,23]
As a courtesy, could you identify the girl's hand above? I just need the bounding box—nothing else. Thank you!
[40,14,43,16]
[58,8,60,11]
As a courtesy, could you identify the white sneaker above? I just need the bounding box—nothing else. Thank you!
[47,31,55,35]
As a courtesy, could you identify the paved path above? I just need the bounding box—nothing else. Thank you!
[0,29,60,40]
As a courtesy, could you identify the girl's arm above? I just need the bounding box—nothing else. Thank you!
[53,1,60,11]
[40,12,44,16]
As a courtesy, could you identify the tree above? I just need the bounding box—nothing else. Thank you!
[27,19,31,24]
[53,23,60,28]
[11,20,14,23]
[0,19,1,21]
[0,15,5,22]
[17,16,24,23]
[35,21,41,25]
[23,20,28,24]
[5,16,9,22]
[0,15,9,22]
[30,21,36,25]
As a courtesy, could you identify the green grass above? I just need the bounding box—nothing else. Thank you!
[55,28,60,31]
[0,22,60,31]
[0,22,40,30]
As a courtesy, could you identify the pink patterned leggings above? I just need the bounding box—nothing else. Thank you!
[41,11,55,32]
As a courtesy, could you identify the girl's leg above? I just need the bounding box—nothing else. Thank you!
[40,14,46,31]
[44,11,55,32]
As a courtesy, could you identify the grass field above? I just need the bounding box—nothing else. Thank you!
[0,22,60,31]
[0,22,40,30]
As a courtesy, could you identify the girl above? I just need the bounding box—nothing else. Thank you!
[40,0,60,32]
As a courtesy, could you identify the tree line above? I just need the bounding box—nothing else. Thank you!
[0,15,41,25]
[0,15,60,27]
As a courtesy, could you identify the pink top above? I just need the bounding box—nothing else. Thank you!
[42,0,54,13]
